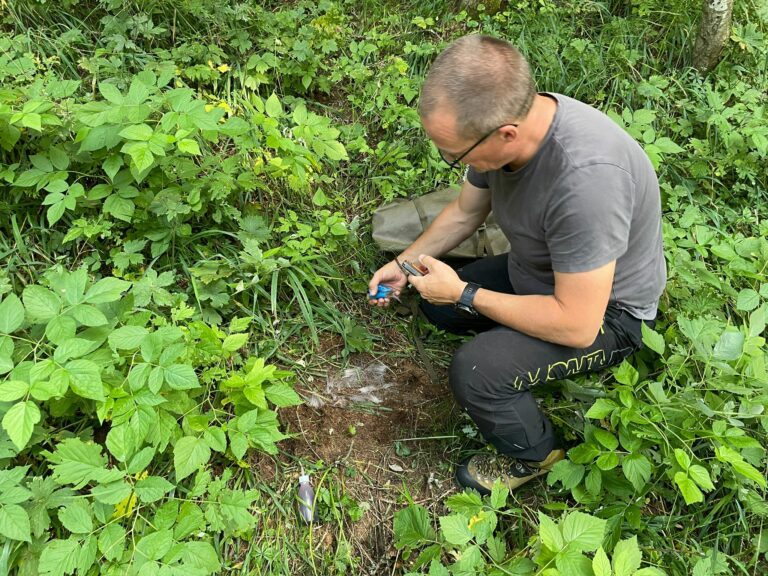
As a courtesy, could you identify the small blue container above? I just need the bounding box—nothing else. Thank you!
[369,285,393,299]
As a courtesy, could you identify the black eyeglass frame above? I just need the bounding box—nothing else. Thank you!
[438,123,519,169]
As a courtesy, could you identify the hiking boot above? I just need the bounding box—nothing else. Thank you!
[455,449,566,494]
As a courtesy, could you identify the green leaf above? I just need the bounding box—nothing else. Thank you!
[585,467,602,496]
[736,289,760,312]
[730,459,767,487]
[222,333,248,352]
[0,356,13,376]
[22,113,42,131]
[58,499,93,533]
[613,361,639,386]
[103,154,123,181]
[127,447,156,474]
[122,141,155,172]
[393,504,435,550]
[674,449,691,470]
[0,380,28,402]
[2,401,41,450]
[99,82,124,104]
[181,541,220,574]
[98,523,126,562]
[314,139,348,161]
[23,285,61,322]
[103,193,135,222]
[596,452,619,471]
[635,569,666,576]
[149,366,164,393]
[538,511,564,551]
[0,294,24,333]
[439,514,473,546]
[444,491,483,515]
[106,424,135,463]
[80,124,119,152]
[264,382,302,407]
[45,316,77,345]
[641,323,665,355]
[119,124,154,141]
[557,545,593,576]
[490,480,509,510]
[45,201,66,226]
[0,504,32,541]
[91,480,132,505]
[178,138,201,155]
[39,538,80,575]
[84,277,131,304]
[688,464,715,492]
[53,338,96,363]
[477,537,501,565]
[174,436,211,480]
[593,429,619,450]
[653,136,684,154]
[66,359,104,401]
[612,536,642,575]
[547,459,585,489]
[632,109,656,125]
[561,511,606,552]
[108,325,149,349]
[70,304,108,326]
[135,529,173,561]
[674,472,704,504]
[164,364,199,390]
[135,476,175,503]
[265,93,283,117]
[30,369,69,401]
[622,454,652,493]
[585,398,618,419]
[203,427,227,452]
[713,329,744,361]
[593,546,612,576]
[47,438,124,487]
[49,146,69,170]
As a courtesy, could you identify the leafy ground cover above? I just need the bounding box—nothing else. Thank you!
[0,0,766,574]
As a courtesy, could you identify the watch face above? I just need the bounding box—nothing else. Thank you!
[456,304,479,318]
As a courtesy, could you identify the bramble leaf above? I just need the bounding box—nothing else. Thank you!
[3,401,41,451]
[174,436,210,480]
[0,294,24,333]
[0,504,32,541]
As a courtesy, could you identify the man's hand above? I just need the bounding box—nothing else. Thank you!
[408,255,466,305]
[368,260,408,307]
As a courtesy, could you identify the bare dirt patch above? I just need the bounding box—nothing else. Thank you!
[278,341,463,574]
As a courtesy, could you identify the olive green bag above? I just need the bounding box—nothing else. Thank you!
[371,186,510,259]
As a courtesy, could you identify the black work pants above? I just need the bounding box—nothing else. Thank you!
[421,254,646,462]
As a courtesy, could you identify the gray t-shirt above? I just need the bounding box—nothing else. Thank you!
[467,93,665,320]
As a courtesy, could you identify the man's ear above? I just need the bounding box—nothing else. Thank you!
[499,125,518,142]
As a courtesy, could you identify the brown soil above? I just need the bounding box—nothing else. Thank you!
[278,342,462,574]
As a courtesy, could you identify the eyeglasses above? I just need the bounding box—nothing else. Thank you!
[437,123,518,169]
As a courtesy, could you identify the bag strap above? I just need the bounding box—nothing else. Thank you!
[477,223,490,257]
[413,196,429,233]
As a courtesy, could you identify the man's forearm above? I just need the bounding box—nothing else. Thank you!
[472,290,603,349]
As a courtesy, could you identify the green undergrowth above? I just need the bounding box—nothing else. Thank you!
[0,0,766,574]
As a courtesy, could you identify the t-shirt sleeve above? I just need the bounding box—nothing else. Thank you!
[466,166,489,189]
[545,163,634,273]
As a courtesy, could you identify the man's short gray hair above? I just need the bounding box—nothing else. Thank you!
[419,35,537,139]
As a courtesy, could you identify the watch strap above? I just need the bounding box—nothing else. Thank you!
[458,282,481,310]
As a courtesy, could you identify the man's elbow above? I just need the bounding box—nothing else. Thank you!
[565,325,602,349]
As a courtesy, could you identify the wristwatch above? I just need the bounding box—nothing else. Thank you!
[455,282,481,317]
